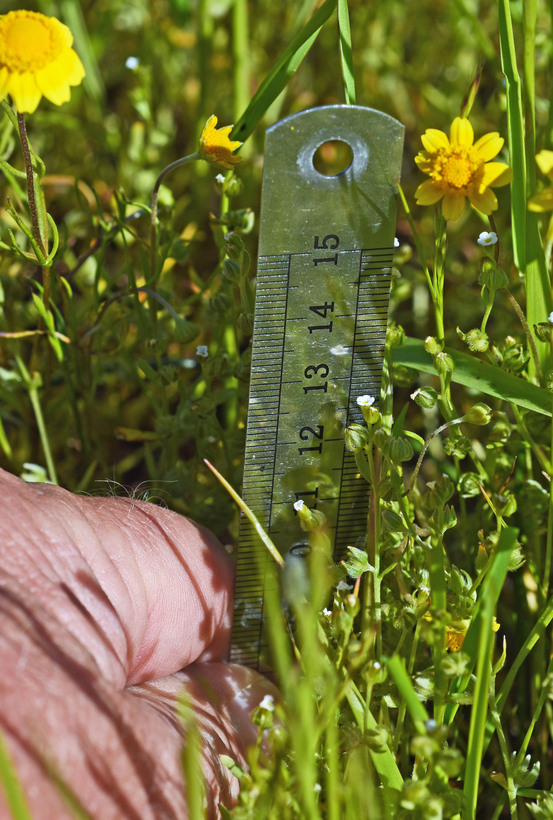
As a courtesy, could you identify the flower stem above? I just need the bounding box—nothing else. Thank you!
[15,356,58,485]
[149,152,199,282]
[432,209,447,343]
[16,114,47,259]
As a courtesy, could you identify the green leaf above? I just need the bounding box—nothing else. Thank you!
[0,729,32,820]
[391,337,552,417]
[337,0,356,104]
[459,527,517,818]
[345,680,403,805]
[386,654,429,732]
[232,0,337,143]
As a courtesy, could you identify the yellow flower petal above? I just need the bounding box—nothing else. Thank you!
[0,65,8,98]
[198,114,242,169]
[414,152,435,174]
[7,71,41,114]
[442,191,466,221]
[446,631,466,652]
[473,131,504,162]
[421,128,450,153]
[535,150,553,180]
[450,116,474,148]
[469,185,497,215]
[415,179,444,205]
[36,50,85,106]
[478,162,513,190]
[0,10,84,113]
[528,187,553,212]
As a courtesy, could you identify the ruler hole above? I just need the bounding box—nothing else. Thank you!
[312,140,353,177]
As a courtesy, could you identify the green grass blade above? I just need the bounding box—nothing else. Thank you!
[0,730,32,820]
[58,0,106,105]
[461,527,517,818]
[337,0,356,104]
[497,0,526,273]
[522,0,552,366]
[203,459,285,567]
[391,336,553,417]
[178,696,207,820]
[386,654,429,731]
[478,590,553,757]
[232,0,337,143]
[445,527,518,727]
[345,680,403,801]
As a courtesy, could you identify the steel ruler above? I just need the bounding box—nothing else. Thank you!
[231,105,404,668]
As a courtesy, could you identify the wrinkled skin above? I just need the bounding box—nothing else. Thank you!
[0,469,275,818]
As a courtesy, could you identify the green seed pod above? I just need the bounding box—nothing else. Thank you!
[534,321,552,343]
[462,402,492,425]
[502,342,528,372]
[372,427,388,450]
[224,231,244,259]
[344,423,370,451]
[366,726,390,753]
[209,292,232,316]
[384,434,414,464]
[463,327,489,352]
[435,351,454,377]
[425,474,455,509]
[386,321,405,347]
[295,502,326,531]
[223,174,243,198]
[411,386,438,409]
[424,335,443,355]
[478,257,508,294]
[222,257,241,282]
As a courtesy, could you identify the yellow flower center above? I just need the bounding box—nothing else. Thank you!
[439,151,478,190]
[0,12,66,73]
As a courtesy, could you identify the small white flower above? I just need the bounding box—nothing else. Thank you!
[125,56,140,70]
[548,311,553,324]
[394,236,400,248]
[196,345,209,358]
[477,231,498,247]
[314,783,322,793]
[322,608,332,618]
[293,499,304,511]
[356,395,375,407]
[259,694,275,711]
[336,580,353,592]
[215,173,225,185]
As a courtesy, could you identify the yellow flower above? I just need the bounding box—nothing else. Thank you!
[425,613,500,652]
[445,623,468,652]
[528,150,553,212]
[198,115,241,169]
[0,10,85,114]
[415,117,512,221]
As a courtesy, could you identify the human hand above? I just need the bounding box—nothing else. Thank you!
[0,468,275,819]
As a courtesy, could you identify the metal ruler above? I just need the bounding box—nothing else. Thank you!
[231,106,404,668]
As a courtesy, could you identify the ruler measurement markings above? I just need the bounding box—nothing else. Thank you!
[232,106,404,668]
